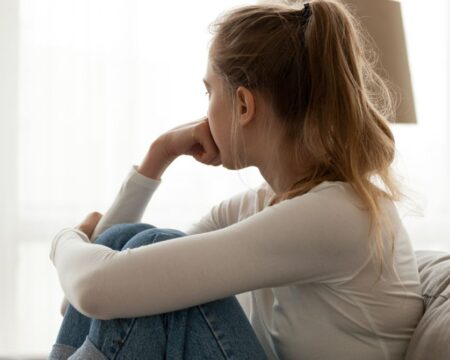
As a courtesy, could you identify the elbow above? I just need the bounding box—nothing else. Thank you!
[78,299,112,321]
[74,274,111,320]
[77,290,102,319]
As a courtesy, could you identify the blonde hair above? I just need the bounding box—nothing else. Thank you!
[207,0,407,285]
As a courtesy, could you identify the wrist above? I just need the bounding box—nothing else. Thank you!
[137,138,177,180]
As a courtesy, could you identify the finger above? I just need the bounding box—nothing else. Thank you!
[169,116,208,132]
[188,143,205,157]
[75,225,90,239]
[189,132,211,163]
[84,212,102,227]
[208,154,222,166]
[88,211,103,220]
[198,127,219,163]
[80,212,101,225]
[213,157,222,166]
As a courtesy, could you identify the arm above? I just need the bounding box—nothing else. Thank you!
[89,164,163,242]
[58,164,162,316]
[50,188,372,321]
[59,116,220,315]
[60,170,267,314]
[92,115,220,241]
[90,136,173,242]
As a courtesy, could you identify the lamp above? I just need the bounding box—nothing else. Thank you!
[258,0,417,123]
[341,0,416,123]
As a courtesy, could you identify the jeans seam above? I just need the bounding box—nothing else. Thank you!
[197,304,230,360]
[110,318,137,360]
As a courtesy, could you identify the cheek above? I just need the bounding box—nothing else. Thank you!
[208,94,217,114]
[207,95,231,149]
[208,118,221,148]
[205,105,218,140]
[207,98,219,133]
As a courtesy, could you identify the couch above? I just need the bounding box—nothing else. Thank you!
[405,250,450,359]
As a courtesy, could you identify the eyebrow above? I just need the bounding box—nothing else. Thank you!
[202,78,210,88]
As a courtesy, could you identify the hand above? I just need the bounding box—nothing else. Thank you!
[160,116,222,166]
[60,211,103,316]
[138,116,222,180]
[74,211,103,241]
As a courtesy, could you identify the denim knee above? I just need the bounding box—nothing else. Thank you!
[93,223,156,249]
[121,228,187,250]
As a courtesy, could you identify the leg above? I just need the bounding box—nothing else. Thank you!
[85,228,266,360]
[48,223,156,360]
[70,227,267,359]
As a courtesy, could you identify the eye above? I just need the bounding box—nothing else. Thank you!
[204,91,210,97]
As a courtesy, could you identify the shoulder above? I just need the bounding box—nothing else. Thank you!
[263,181,375,246]
[266,180,364,213]
[221,181,378,283]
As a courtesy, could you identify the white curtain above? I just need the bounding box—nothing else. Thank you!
[0,0,449,356]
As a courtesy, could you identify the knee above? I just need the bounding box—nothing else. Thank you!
[94,223,156,248]
[121,228,187,250]
[105,223,155,235]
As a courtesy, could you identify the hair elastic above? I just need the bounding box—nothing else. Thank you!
[293,2,312,28]
[301,2,312,23]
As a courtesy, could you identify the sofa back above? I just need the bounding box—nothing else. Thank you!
[404,250,450,360]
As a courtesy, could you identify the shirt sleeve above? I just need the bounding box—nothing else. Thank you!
[49,185,372,321]
[89,165,161,242]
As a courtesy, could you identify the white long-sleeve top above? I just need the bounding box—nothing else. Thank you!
[49,165,424,359]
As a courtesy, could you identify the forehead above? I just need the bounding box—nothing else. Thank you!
[203,56,226,94]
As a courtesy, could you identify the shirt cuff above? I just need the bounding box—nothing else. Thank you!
[49,227,90,263]
[127,165,162,190]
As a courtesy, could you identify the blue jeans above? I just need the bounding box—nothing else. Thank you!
[48,223,267,359]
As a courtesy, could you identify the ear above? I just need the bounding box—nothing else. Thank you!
[236,86,256,127]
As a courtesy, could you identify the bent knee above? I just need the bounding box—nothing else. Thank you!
[121,227,187,250]
[94,223,155,247]
[106,223,153,234]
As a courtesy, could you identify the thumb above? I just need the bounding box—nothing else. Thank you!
[85,211,103,223]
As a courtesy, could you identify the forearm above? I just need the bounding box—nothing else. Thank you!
[51,229,118,318]
[56,138,178,316]
[58,145,170,315]
[137,137,178,181]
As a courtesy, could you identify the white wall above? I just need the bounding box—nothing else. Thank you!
[0,0,19,353]
[392,0,450,251]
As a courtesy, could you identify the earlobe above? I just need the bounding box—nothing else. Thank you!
[236,86,255,127]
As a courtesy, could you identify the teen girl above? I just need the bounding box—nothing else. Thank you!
[49,1,424,359]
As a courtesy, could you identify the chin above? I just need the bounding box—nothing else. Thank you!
[222,157,249,170]
[221,158,236,170]
[221,160,235,170]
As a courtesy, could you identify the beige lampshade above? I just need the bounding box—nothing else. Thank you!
[258,0,417,123]
[339,0,417,123]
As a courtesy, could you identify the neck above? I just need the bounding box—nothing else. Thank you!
[256,152,310,196]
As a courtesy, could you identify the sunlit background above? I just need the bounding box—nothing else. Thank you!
[0,0,449,357]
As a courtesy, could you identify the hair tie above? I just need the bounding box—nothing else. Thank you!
[296,2,312,26]
[302,3,312,20]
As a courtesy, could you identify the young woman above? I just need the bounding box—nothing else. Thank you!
[48,1,424,359]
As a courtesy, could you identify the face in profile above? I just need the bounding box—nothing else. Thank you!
[203,57,236,170]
